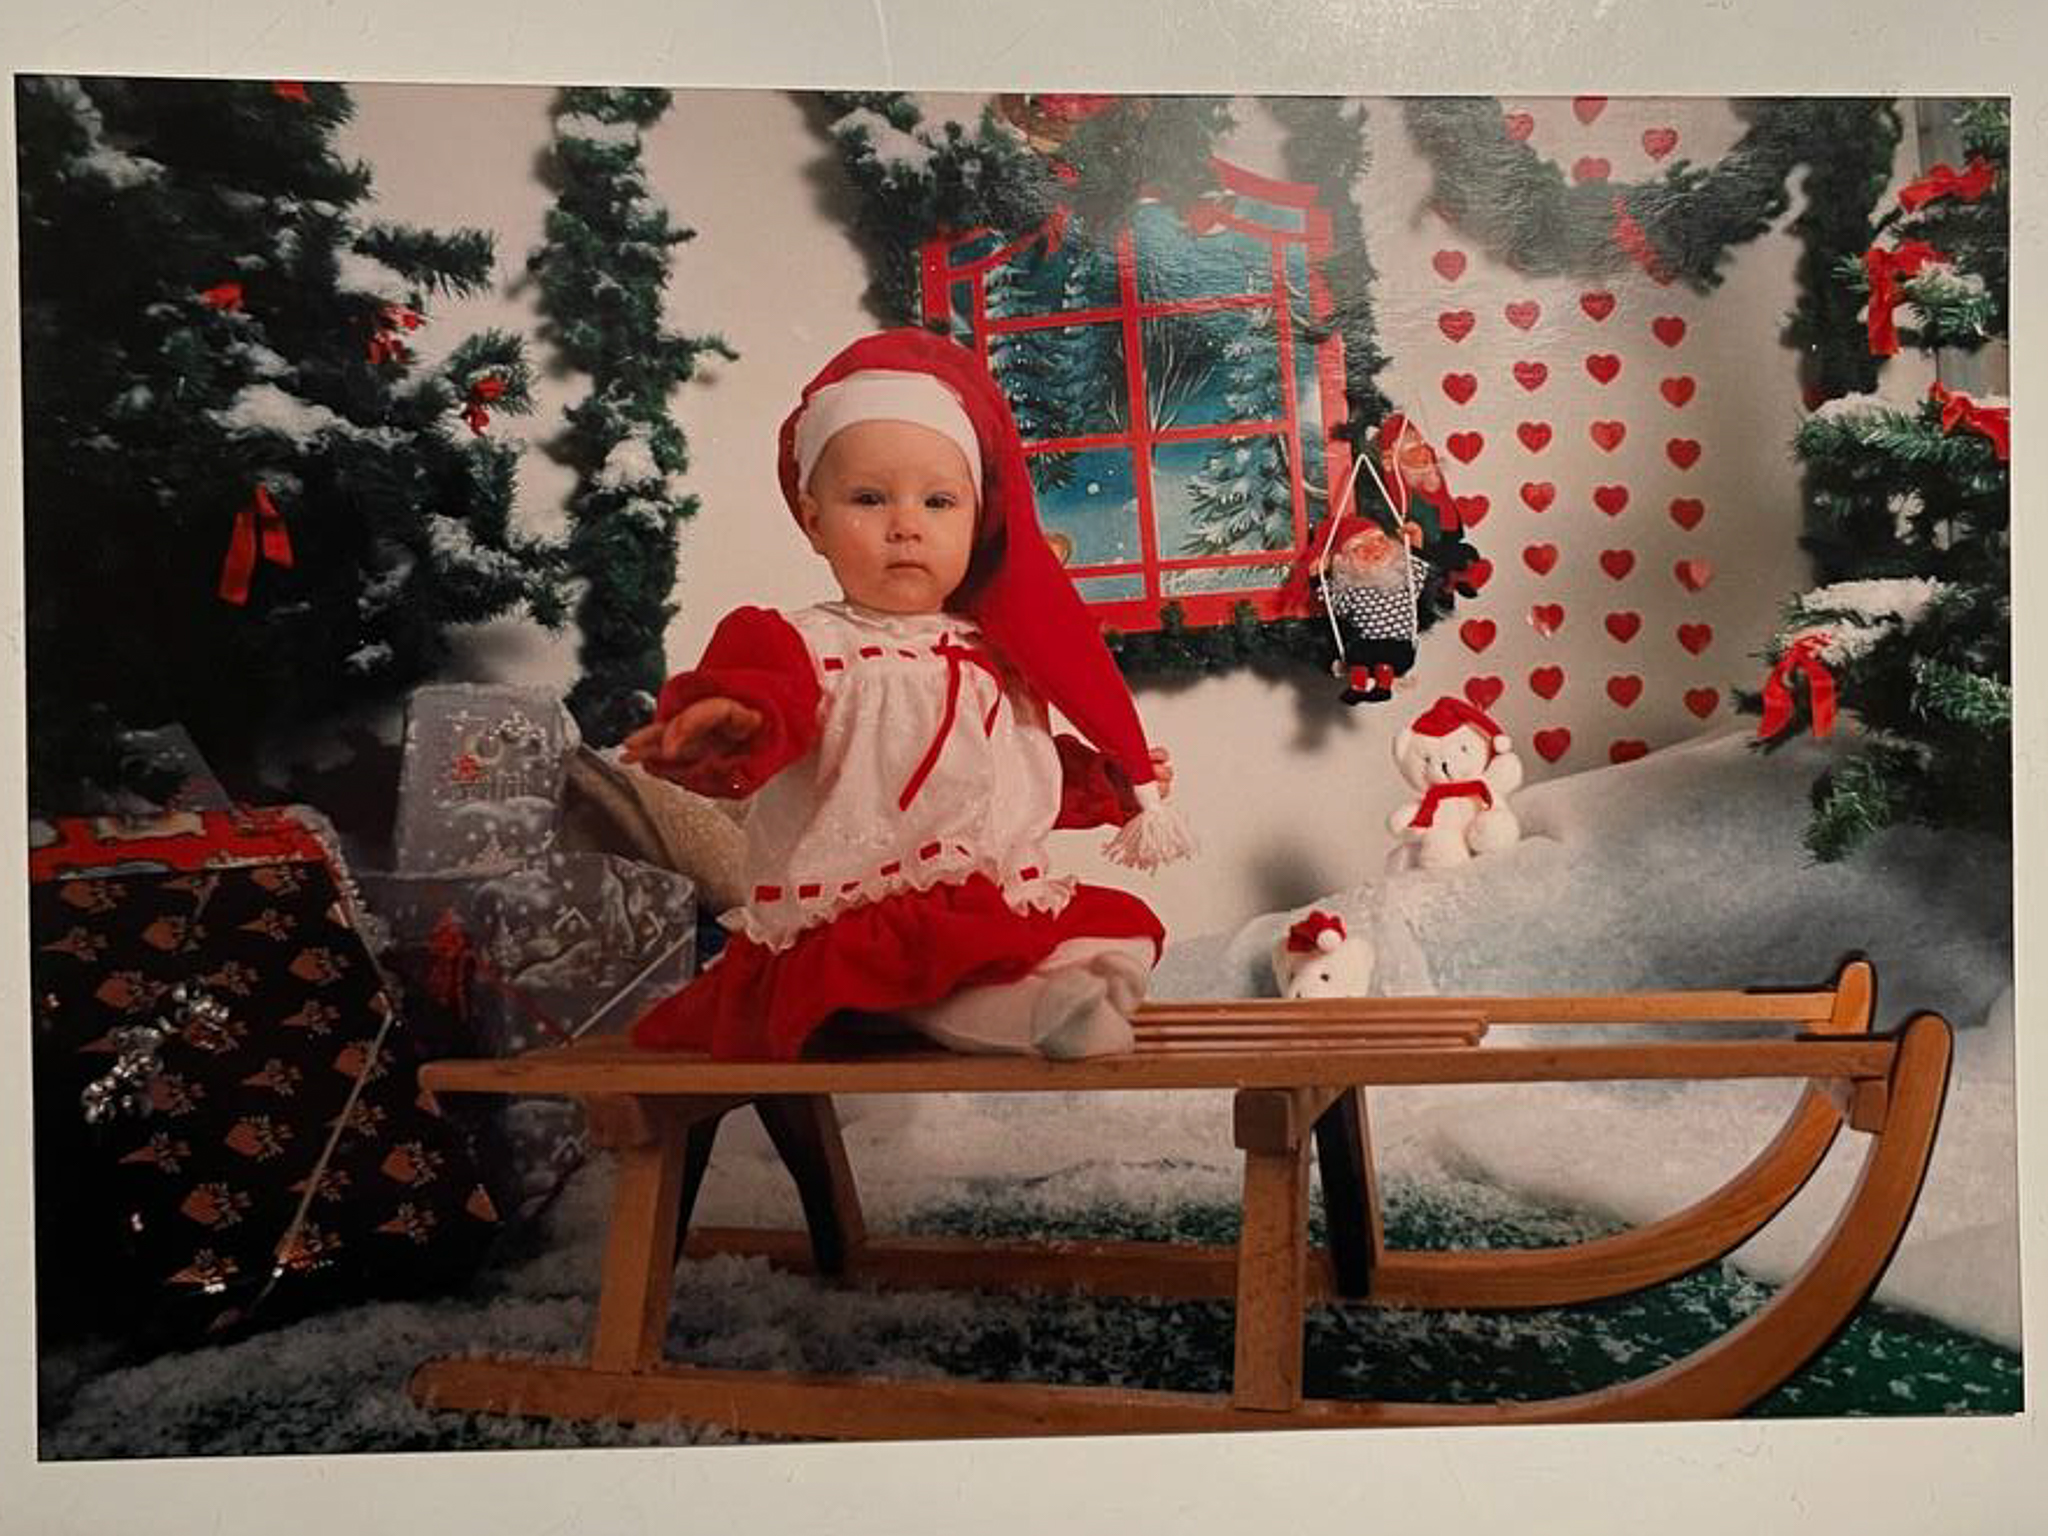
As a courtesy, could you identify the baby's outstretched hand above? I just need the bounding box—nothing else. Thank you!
[621,697,765,795]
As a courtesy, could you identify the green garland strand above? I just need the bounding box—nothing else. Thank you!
[528,87,736,747]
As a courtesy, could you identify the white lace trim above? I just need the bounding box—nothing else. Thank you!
[722,845,1075,953]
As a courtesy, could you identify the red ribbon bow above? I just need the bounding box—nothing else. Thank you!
[424,909,572,1043]
[897,637,1004,811]
[1409,779,1493,830]
[366,305,423,365]
[1863,240,1945,356]
[1610,195,1675,285]
[1285,911,1346,953]
[1757,633,1838,740]
[199,281,245,313]
[217,482,295,606]
[1899,155,1995,213]
[1930,381,2010,462]
[460,376,507,435]
[271,81,311,103]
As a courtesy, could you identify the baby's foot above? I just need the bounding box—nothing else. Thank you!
[1032,969,1135,1059]
[1089,948,1151,1016]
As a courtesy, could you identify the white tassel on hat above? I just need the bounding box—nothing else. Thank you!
[1103,780,1198,871]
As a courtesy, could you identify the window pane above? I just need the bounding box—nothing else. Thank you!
[1140,305,1283,432]
[1292,320,1333,520]
[1162,561,1292,597]
[1029,446,1142,568]
[1133,200,1278,304]
[991,320,1127,443]
[1150,433,1298,560]
[984,231,1118,318]
[945,280,976,346]
[1073,573,1147,602]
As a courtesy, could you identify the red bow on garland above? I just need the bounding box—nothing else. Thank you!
[1610,196,1676,285]
[271,81,311,103]
[199,280,245,313]
[460,376,507,435]
[1899,155,1996,214]
[1929,381,2010,462]
[366,304,423,366]
[217,482,295,606]
[1757,633,1838,741]
[1862,240,1945,357]
[1285,911,1346,953]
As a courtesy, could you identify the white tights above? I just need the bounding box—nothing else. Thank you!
[900,937,1153,1059]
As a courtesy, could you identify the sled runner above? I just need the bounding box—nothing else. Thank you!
[407,958,1951,1437]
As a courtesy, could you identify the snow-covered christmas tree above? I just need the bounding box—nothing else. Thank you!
[17,76,564,807]
[1757,101,2010,860]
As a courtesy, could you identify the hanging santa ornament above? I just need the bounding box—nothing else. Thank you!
[460,375,507,435]
[217,481,295,606]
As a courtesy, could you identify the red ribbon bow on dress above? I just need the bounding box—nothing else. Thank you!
[1930,381,2010,462]
[1757,633,1838,740]
[1285,911,1346,953]
[1409,779,1493,830]
[1863,240,1945,357]
[897,637,1004,811]
[461,376,507,435]
[217,482,295,606]
[1899,155,1996,213]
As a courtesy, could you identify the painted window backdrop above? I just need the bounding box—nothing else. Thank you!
[922,160,1351,632]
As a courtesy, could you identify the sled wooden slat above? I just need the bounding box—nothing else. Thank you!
[410,958,1954,1439]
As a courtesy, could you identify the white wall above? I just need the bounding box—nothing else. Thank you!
[339,87,1932,941]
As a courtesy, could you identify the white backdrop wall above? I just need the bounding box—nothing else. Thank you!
[339,86,1933,941]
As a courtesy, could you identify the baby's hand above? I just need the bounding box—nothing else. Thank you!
[621,697,765,795]
[1148,746,1175,799]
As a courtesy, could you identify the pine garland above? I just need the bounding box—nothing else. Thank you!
[527,87,736,747]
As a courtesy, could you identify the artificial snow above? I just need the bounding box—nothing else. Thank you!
[1805,391,1905,425]
[38,77,165,190]
[833,107,938,174]
[208,382,348,445]
[332,245,411,305]
[553,111,641,147]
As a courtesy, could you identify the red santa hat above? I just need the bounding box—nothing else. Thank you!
[777,327,1194,870]
[1407,693,1512,757]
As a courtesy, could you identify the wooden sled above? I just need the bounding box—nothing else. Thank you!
[408,958,1951,1439]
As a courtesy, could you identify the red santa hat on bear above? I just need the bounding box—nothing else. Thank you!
[1405,694,1513,759]
[778,327,1194,870]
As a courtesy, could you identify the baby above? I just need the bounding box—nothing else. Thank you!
[624,329,1191,1061]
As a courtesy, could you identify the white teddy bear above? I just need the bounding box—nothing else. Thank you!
[1387,695,1524,869]
[1270,910,1376,998]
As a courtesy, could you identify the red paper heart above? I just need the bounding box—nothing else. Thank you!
[1534,727,1573,763]
[1455,494,1490,528]
[1606,674,1644,707]
[1673,558,1713,592]
[1642,126,1679,160]
[1464,675,1505,711]
[1599,548,1635,580]
[1669,497,1706,530]
[1519,481,1556,513]
[1438,309,1476,342]
[1609,739,1649,764]
[1589,419,1627,452]
[1517,421,1553,452]
[1459,618,1497,653]
[1573,95,1607,124]
[1572,156,1611,184]
[1505,300,1541,331]
[1684,686,1720,719]
[1442,372,1478,404]
[1522,543,1559,576]
[1660,375,1696,407]
[1579,290,1616,321]
[1512,359,1549,392]
[1676,622,1714,655]
[1529,602,1566,636]
[1505,111,1535,141]
[1447,431,1485,463]
[1666,438,1702,469]
[1432,249,1468,281]
[1605,610,1642,642]
[1652,315,1688,347]
[1585,353,1622,384]
[1593,484,1630,516]
[1529,665,1566,699]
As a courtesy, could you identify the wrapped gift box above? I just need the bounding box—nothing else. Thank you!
[29,810,500,1346]
[391,685,579,874]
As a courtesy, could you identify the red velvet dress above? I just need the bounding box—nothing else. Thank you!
[629,601,1163,1059]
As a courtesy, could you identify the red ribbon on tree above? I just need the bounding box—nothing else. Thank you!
[199,280,245,312]
[1899,155,1995,213]
[271,81,311,103]
[1930,381,2010,462]
[460,376,507,435]
[1610,195,1676,285]
[217,482,296,606]
[366,304,423,365]
[1862,239,1945,356]
[1757,633,1838,741]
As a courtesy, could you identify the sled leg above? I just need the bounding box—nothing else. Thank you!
[1312,1088,1383,1298]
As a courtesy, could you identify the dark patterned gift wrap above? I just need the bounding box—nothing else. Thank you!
[28,812,500,1346]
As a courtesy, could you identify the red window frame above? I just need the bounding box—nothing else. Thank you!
[920,157,1353,633]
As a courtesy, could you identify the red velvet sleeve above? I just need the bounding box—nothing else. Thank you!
[1053,732,1138,829]
[655,606,822,797]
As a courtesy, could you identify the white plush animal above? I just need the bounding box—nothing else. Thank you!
[1388,695,1524,869]
[1270,910,1376,998]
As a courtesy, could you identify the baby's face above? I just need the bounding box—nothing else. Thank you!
[799,419,980,614]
